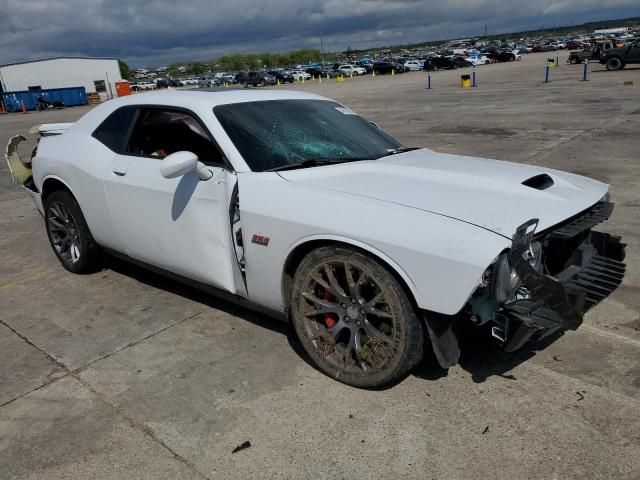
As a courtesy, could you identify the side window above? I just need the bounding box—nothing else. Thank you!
[126,108,224,165]
[92,107,138,153]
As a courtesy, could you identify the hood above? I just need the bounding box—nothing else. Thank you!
[278,149,608,238]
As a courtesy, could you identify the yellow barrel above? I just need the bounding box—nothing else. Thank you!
[461,74,471,88]
[547,58,555,68]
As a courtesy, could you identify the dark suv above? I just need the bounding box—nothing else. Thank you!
[267,70,294,83]
[600,38,640,71]
[236,71,277,87]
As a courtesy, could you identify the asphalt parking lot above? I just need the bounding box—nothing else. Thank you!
[1,52,639,479]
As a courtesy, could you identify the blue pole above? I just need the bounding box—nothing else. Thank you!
[472,66,477,87]
[427,73,431,89]
[544,63,550,83]
[582,61,589,81]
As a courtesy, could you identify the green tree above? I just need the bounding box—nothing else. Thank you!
[118,59,131,80]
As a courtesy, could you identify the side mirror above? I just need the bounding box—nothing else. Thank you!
[159,151,212,181]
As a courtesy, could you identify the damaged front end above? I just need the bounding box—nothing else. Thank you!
[465,197,626,355]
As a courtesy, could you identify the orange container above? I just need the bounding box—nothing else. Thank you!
[115,81,132,97]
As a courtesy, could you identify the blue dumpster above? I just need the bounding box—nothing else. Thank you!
[1,87,88,112]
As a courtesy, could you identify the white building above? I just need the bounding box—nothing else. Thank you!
[594,27,629,35]
[0,57,123,100]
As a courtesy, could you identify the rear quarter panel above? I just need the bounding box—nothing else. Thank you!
[35,132,121,251]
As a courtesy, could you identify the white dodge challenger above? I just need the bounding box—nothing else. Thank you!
[5,90,625,387]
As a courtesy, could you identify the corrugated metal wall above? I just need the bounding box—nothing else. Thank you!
[0,58,122,100]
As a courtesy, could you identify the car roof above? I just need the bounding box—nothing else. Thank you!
[108,89,329,109]
[71,89,334,134]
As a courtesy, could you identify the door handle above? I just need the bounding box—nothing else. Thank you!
[112,166,128,176]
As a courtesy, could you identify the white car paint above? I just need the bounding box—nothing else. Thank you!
[467,55,490,66]
[338,65,366,75]
[290,70,311,81]
[403,60,423,71]
[29,90,610,318]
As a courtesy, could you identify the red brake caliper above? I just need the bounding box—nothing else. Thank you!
[323,290,337,328]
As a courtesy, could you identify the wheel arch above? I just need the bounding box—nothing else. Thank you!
[41,175,76,204]
[280,236,419,316]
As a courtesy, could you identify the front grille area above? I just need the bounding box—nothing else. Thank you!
[498,227,626,352]
[564,251,626,310]
[555,231,626,311]
[548,201,614,240]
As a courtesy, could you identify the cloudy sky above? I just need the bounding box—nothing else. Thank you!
[1,0,639,66]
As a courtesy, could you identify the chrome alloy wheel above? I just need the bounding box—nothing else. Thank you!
[298,260,399,373]
[47,201,82,264]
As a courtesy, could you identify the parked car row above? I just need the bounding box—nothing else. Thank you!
[131,47,530,93]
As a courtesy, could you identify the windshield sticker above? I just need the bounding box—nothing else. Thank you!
[335,107,358,115]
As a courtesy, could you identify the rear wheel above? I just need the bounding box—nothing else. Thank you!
[291,246,423,388]
[606,57,622,71]
[44,190,101,273]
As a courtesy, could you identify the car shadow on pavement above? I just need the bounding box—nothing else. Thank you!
[104,255,291,337]
[413,328,565,384]
[103,256,566,388]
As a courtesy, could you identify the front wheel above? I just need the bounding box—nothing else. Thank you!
[44,190,101,273]
[291,246,424,388]
[570,56,578,64]
[606,57,622,71]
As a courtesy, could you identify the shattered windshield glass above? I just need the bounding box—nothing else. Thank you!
[213,100,401,172]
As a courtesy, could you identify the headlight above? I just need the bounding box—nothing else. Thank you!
[602,191,611,203]
[494,254,521,303]
[493,241,542,304]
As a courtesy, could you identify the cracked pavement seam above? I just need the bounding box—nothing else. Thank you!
[0,308,212,478]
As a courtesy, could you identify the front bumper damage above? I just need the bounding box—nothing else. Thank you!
[496,201,626,352]
[424,200,626,369]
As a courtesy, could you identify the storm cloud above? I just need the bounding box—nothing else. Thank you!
[1,0,638,66]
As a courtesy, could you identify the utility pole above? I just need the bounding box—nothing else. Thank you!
[553,22,559,66]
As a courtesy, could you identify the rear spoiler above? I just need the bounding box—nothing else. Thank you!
[28,123,73,137]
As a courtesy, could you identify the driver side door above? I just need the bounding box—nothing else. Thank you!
[627,40,640,63]
[102,106,239,293]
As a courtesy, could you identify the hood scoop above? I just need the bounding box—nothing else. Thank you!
[522,173,554,190]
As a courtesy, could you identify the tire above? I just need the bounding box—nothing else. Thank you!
[44,190,101,274]
[291,245,424,388]
[606,57,622,71]
[570,57,578,64]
